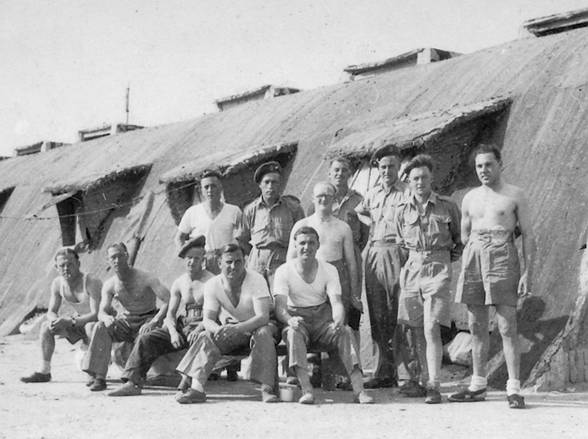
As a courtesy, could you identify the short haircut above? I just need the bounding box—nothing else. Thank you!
[200,169,223,181]
[107,242,128,254]
[405,154,434,175]
[54,247,79,262]
[329,156,353,170]
[220,243,245,257]
[313,181,336,196]
[472,143,501,163]
[293,226,320,242]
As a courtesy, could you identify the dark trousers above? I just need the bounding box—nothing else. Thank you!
[364,243,402,380]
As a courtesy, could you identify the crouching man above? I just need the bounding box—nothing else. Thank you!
[175,243,279,404]
[274,226,374,404]
[21,247,102,383]
[109,236,214,396]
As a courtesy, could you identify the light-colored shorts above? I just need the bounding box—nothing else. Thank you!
[398,250,451,327]
[456,230,520,307]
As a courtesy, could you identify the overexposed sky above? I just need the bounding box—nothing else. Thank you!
[1,0,587,156]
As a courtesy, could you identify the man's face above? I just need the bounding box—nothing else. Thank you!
[328,160,352,188]
[294,233,319,262]
[378,156,400,186]
[259,172,281,201]
[107,247,129,273]
[219,250,245,281]
[312,183,335,213]
[55,254,80,281]
[200,176,222,203]
[408,166,433,198]
[184,247,205,276]
[475,153,501,186]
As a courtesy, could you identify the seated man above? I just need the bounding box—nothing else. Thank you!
[274,226,374,404]
[21,247,102,383]
[175,243,279,404]
[109,236,214,396]
[82,242,170,391]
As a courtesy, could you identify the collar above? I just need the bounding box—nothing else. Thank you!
[256,195,284,208]
[408,191,439,207]
[376,180,406,195]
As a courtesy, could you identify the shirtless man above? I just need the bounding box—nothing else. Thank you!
[175,169,242,275]
[175,243,279,404]
[108,236,214,396]
[82,242,170,391]
[289,182,361,333]
[275,226,373,404]
[448,144,534,409]
[21,247,102,383]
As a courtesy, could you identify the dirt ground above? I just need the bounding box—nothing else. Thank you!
[1,334,587,439]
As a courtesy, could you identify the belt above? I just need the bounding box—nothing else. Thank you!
[408,248,450,255]
[254,242,286,250]
[471,229,514,243]
[370,238,397,246]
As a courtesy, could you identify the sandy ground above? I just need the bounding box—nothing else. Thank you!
[1,334,588,439]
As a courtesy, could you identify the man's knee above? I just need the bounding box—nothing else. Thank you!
[468,320,487,337]
[253,325,273,340]
[497,317,517,338]
[40,321,54,337]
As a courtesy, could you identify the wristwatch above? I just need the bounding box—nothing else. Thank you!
[71,316,77,327]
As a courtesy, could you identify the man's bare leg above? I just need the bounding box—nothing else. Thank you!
[39,322,56,373]
[495,305,521,396]
[468,304,489,388]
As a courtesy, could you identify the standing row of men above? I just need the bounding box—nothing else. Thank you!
[21,142,533,408]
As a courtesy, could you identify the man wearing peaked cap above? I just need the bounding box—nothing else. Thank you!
[175,169,243,275]
[109,235,214,396]
[355,143,408,389]
[240,160,305,288]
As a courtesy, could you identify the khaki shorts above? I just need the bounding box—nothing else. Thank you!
[456,230,520,307]
[398,250,451,327]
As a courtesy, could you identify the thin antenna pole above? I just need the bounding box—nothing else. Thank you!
[125,84,130,124]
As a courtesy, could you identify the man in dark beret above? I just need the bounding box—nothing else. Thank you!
[240,161,305,288]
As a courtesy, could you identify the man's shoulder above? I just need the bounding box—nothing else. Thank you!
[281,194,302,211]
[243,196,262,213]
[223,203,242,214]
[436,194,459,208]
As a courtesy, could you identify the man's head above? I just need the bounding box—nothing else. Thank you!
[328,157,353,189]
[178,235,206,276]
[254,161,282,203]
[472,143,502,186]
[199,170,223,203]
[372,144,401,187]
[293,226,320,262]
[107,242,129,274]
[218,243,246,283]
[405,154,434,199]
[312,182,336,214]
[54,247,81,281]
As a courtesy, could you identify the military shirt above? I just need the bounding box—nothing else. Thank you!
[241,195,305,248]
[394,192,462,255]
[356,181,408,242]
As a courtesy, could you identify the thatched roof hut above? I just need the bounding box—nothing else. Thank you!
[1,25,587,390]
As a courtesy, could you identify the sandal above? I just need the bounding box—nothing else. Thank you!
[448,388,486,402]
[507,393,525,409]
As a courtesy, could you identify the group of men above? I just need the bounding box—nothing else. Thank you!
[21,141,533,409]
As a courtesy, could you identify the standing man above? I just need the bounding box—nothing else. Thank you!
[175,169,242,274]
[82,242,170,391]
[288,182,362,334]
[240,161,305,288]
[449,144,534,409]
[21,247,102,383]
[275,226,373,404]
[355,144,407,388]
[395,154,462,404]
[175,244,279,404]
[108,236,214,396]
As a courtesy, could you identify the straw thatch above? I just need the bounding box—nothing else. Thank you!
[0,26,587,389]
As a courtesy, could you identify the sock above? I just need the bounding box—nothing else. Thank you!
[350,369,364,394]
[39,361,51,374]
[468,375,487,392]
[427,379,440,390]
[96,374,105,380]
[506,379,521,396]
[191,380,205,393]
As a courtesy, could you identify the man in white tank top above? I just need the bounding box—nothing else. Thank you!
[21,247,102,384]
[175,243,279,404]
[175,169,242,275]
[274,226,374,404]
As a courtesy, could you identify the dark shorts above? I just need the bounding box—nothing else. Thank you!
[398,250,451,327]
[456,231,520,307]
[52,324,88,344]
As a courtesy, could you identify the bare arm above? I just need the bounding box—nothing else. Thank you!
[329,293,346,327]
[98,280,116,326]
[46,279,62,322]
[164,280,182,331]
[232,297,271,334]
[202,308,222,333]
[75,276,102,326]
[460,194,472,246]
[516,190,535,295]
[448,201,464,261]
[342,224,361,311]
[146,276,170,327]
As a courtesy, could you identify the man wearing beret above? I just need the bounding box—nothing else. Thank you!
[240,161,305,288]
[355,144,408,388]
[176,169,242,275]
[108,236,214,396]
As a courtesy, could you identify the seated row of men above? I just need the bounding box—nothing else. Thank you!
[21,142,533,408]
